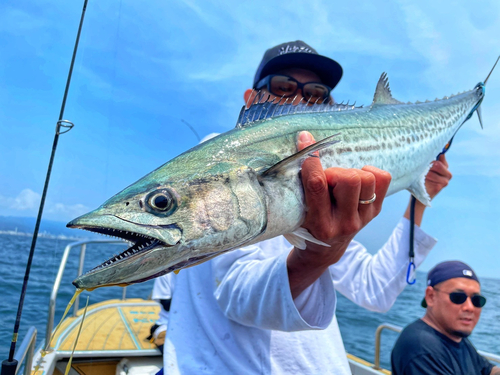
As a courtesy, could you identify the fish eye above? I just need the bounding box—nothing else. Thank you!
[152,195,170,210]
[146,189,176,214]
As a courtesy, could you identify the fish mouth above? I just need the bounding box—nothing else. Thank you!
[75,225,169,273]
[67,213,182,276]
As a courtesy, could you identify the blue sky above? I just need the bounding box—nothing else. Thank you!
[1,0,499,278]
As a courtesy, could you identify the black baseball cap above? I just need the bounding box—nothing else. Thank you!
[421,261,480,308]
[253,40,343,90]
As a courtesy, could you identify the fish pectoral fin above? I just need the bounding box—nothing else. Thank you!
[407,168,432,207]
[371,72,403,106]
[261,134,340,177]
[284,227,331,250]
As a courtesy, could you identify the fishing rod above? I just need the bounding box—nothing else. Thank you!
[1,0,89,373]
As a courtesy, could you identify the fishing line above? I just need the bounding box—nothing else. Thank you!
[64,296,90,375]
[406,139,454,285]
[1,1,89,373]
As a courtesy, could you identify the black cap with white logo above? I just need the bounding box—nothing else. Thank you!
[253,40,343,90]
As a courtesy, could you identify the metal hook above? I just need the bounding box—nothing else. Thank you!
[406,259,416,285]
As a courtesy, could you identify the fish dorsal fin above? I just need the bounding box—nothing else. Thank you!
[261,134,340,177]
[372,72,403,105]
[235,92,363,128]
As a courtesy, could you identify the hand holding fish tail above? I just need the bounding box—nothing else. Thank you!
[287,131,391,299]
[404,154,452,226]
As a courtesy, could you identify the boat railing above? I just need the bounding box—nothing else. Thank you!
[373,323,500,370]
[46,239,129,346]
[13,326,37,375]
[373,323,401,370]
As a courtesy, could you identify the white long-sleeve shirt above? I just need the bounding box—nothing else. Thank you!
[164,218,436,374]
[152,273,175,327]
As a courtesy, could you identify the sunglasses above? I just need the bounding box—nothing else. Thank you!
[255,74,332,102]
[434,288,487,308]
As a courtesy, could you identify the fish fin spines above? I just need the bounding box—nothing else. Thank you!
[372,72,403,105]
[236,92,364,128]
[415,89,473,107]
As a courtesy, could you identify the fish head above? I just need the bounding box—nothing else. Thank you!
[68,160,268,290]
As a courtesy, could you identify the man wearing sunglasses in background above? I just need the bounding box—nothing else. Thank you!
[391,261,499,375]
[162,41,452,374]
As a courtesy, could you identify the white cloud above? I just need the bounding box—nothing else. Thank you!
[15,189,41,210]
[46,202,89,219]
[0,189,40,211]
[177,1,412,83]
[0,189,89,221]
[396,0,500,89]
[399,2,448,61]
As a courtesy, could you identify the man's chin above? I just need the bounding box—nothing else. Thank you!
[451,329,472,338]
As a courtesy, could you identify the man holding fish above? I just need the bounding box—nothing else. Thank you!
[159,41,452,374]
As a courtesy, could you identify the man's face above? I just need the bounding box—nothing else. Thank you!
[426,277,482,340]
[244,68,328,106]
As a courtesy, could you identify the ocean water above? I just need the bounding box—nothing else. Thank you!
[1,234,499,371]
[0,234,156,363]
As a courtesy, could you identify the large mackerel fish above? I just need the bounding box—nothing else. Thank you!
[68,64,496,290]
